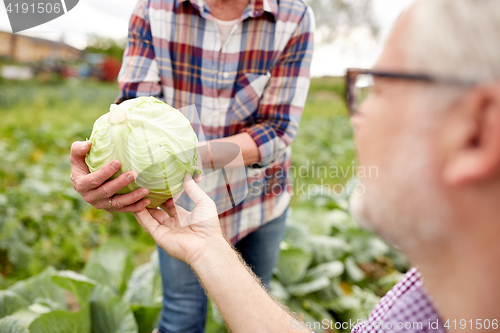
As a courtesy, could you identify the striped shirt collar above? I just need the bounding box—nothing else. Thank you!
[174,0,279,20]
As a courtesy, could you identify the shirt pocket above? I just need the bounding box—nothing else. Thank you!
[229,72,271,122]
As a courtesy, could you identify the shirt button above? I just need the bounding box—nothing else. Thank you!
[223,72,229,79]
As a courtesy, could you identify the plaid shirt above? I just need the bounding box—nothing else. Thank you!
[351,267,446,333]
[117,0,314,243]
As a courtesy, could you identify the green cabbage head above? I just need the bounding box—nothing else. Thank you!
[85,96,201,208]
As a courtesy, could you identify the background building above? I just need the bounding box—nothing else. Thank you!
[0,30,82,63]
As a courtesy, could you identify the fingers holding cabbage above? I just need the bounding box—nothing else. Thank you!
[85,96,202,208]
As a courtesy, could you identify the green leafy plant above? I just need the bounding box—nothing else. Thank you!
[0,240,162,333]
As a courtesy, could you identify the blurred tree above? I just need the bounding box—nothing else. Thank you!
[85,35,126,61]
[307,0,379,44]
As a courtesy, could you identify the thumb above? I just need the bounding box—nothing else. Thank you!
[183,173,213,207]
[71,140,92,158]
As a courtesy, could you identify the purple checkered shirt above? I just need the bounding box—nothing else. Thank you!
[117,0,314,243]
[351,267,446,333]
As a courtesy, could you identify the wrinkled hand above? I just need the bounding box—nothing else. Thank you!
[134,173,225,266]
[70,140,151,212]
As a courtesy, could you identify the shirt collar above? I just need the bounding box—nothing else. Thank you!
[174,0,278,20]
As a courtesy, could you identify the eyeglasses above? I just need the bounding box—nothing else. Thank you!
[345,68,475,115]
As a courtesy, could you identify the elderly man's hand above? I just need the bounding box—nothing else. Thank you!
[133,173,225,266]
[70,140,151,212]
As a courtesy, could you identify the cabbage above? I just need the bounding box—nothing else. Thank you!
[85,96,201,208]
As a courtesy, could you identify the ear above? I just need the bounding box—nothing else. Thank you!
[443,83,500,185]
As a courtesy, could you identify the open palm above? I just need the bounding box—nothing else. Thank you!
[133,174,225,265]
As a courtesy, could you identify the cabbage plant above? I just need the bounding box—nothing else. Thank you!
[85,96,201,208]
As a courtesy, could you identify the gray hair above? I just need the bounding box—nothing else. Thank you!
[402,0,500,115]
[408,0,500,83]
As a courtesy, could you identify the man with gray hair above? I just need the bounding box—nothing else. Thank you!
[133,0,500,331]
